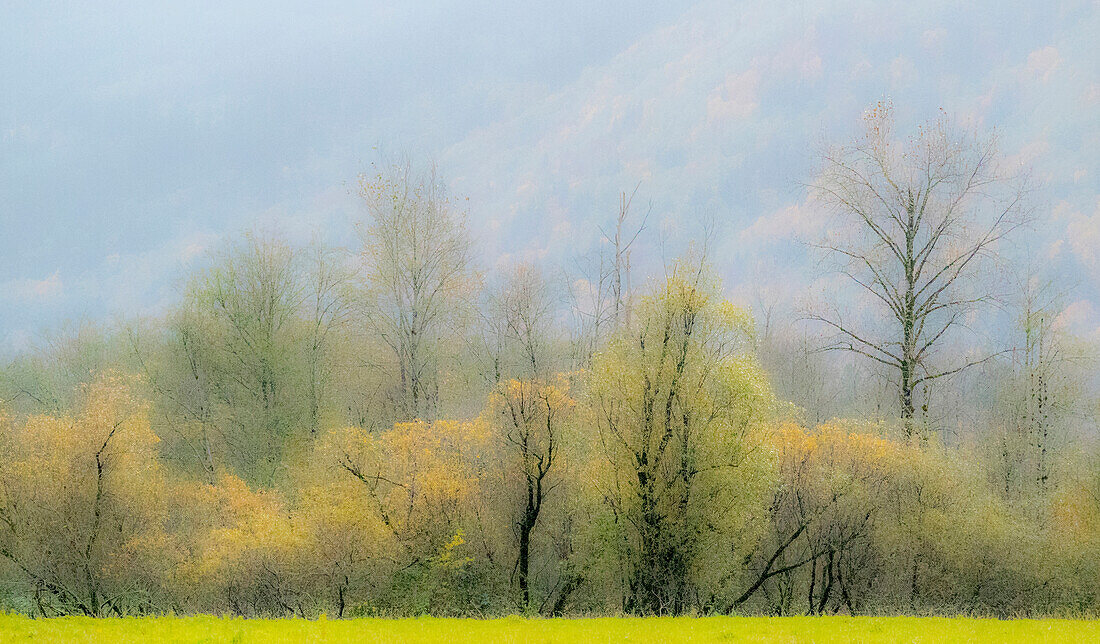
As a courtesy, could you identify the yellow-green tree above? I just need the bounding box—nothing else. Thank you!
[733,422,898,614]
[137,232,354,488]
[588,261,774,615]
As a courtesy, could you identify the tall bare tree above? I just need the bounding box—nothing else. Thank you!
[600,184,649,331]
[356,162,477,422]
[478,263,558,382]
[303,241,354,434]
[808,102,1031,437]
[568,186,649,369]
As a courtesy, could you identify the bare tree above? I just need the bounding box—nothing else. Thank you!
[303,241,354,434]
[808,102,1031,437]
[472,263,556,385]
[356,162,477,422]
[568,186,649,369]
[566,250,613,370]
[988,273,1089,504]
[599,184,650,331]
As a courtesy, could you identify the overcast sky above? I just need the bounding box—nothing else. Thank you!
[2,0,1098,352]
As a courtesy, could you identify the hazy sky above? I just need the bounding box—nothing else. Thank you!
[2,1,1098,352]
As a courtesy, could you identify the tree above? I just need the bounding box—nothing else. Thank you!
[128,309,220,483]
[0,373,170,616]
[0,323,132,418]
[474,262,561,385]
[589,260,773,614]
[173,474,307,616]
[731,422,894,615]
[599,185,649,332]
[156,232,311,485]
[487,377,574,610]
[986,274,1090,506]
[316,416,499,614]
[467,264,579,610]
[302,241,355,434]
[356,162,478,422]
[808,102,1030,437]
[567,186,649,370]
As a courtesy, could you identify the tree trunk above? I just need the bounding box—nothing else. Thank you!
[517,518,531,609]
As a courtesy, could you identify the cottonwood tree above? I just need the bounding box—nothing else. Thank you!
[808,102,1030,437]
[356,162,477,422]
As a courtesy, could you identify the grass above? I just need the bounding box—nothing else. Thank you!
[0,614,1096,643]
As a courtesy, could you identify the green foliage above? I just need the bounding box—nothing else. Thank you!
[586,261,776,614]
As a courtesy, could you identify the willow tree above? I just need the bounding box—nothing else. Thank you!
[809,102,1030,437]
[589,260,774,615]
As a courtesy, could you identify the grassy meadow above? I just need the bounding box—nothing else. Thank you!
[0,615,1096,643]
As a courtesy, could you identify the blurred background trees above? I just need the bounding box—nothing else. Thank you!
[1,110,1098,618]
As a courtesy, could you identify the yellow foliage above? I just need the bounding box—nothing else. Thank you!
[0,372,170,615]
[313,416,492,567]
[1052,483,1100,543]
[433,530,473,570]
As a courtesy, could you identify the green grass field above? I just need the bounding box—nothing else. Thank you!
[0,615,1096,643]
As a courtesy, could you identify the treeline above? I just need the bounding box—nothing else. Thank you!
[0,106,1098,618]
